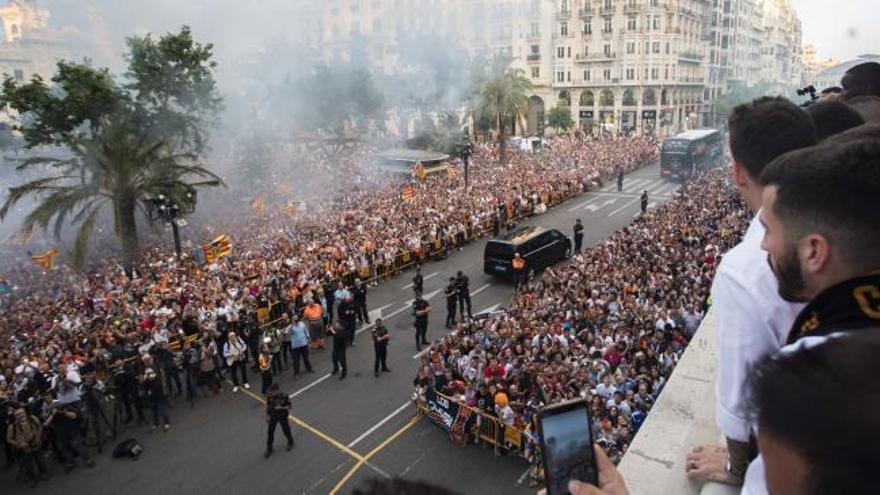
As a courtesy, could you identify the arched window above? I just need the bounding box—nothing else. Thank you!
[643,88,656,106]
[660,89,668,105]
[558,90,571,107]
[622,89,635,106]
[599,89,614,106]
[579,90,594,106]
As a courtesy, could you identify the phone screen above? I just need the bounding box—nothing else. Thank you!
[540,405,597,495]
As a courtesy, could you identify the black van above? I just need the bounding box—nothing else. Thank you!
[483,226,572,279]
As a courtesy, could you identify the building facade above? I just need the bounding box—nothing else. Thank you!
[0,0,72,83]
[299,0,802,137]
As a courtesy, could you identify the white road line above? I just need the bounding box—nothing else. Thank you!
[607,196,641,216]
[347,402,412,448]
[288,372,332,399]
[567,195,602,212]
[471,283,491,296]
[401,271,438,290]
[621,178,648,192]
[584,197,618,213]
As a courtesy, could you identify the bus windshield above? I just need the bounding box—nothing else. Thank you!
[662,140,689,152]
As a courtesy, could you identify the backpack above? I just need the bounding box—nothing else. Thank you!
[113,438,143,460]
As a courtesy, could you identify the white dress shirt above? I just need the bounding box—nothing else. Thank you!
[711,212,803,442]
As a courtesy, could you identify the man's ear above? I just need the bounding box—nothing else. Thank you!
[800,233,832,275]
[732,160,750,189]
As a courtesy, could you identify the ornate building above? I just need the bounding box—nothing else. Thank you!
[0,0,72,82]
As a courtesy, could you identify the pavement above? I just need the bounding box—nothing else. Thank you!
[1,163,680,495]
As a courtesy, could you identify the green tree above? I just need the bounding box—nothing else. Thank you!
[473,56,531,164]
[0,26,224,266]
[547,105,574,131]
[710,82,776,127]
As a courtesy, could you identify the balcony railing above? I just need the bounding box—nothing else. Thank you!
[576,52,617,62]
[557,9,572,20]
[579,7,595,19]
[599,5,615,15]
[678,51,705,63]
[623,2,641,14]
[679,76,706,84]
[526,53,541,62]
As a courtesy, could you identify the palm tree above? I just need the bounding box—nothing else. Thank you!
[0,114,224,267]
[473,57,531,164]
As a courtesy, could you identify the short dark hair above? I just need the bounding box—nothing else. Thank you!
[352,478,463,495]
[727,96,817,181]
[761,140,880,271]
[746,331,880,495]
[805,101,864,141]
[843,62,880,98]
[824,123,880,145]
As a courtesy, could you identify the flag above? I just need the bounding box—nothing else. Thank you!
[401,183,415,201]
[31,248,60,270]
[250,196,265,216]
[413,160,427,180]
[281,201,296,217]
[202,234,232,264]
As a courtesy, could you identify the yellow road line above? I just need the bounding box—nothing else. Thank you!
[238,385,367,462]
[329,414,422,494]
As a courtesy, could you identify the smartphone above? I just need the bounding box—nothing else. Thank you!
[537,398,599,495]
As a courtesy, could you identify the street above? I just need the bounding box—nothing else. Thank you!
[5,163,680,495]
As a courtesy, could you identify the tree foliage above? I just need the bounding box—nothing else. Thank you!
[547,105,574,131]
[472,56,531,163]
[0,26,224,266]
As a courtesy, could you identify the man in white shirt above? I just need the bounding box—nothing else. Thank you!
[686,97,817,485]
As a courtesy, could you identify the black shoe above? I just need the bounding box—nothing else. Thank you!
[340,371,347,380]
[264,450,272,459]
[331,369,337,375]
[416,345,421,351]
[286,442,294,452]
[421,340,429,345]
[374,371,379,377]
[382,368,391,372]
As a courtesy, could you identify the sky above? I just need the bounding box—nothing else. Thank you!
[792,0,880,61]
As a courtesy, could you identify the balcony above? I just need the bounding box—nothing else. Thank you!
[665,26,682,35]
[599,5,615,15]
[575,52,617,63]
[679,76,706,84]
[623,2,641,14]
[579,7,595,19]
[526,32,541,42]
[556,9,572,20]
[678,51,705,63]
[526,53,541,62]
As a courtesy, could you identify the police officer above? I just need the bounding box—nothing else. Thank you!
[456,270,472,319]
[337,293,358,347]
[264,383,293,458]
[444,277,458,329]
[372,318,391,377]
[352,278,370,326]
[412,294,431,351]
[329,322,348,379]
[573,219,584,253]
[412,266,424,296]
[640,190,649,214]
[512,253,526,290]
[617,169,624,192]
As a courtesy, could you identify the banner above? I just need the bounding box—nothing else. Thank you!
[201,234,232,264]
[424,388,476,444]
[401,184,415,201]
[31,248,60,270]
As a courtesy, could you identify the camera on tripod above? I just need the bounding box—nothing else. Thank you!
[797,85,818,107]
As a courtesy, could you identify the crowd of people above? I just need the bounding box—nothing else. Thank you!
[413,165,746,476]
[0,133,657,486]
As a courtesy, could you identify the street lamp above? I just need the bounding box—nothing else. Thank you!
[146,190,193,259]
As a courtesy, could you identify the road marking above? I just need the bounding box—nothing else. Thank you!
[607,196,641,216]
[347,402,412,448]
[622,178,649,192]
[411,302,503,359]
[567,195,602,212]
[367,303,394,321]
[239,386,365,462]
[403,287,443,306]
[516,467,532,486]
[471,282,491,296]
[289,373,332,399]
[401,271,438,289]
[330,414,421,495]
[583,197,618,212]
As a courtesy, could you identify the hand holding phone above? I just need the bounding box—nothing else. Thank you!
[538,399,599,495]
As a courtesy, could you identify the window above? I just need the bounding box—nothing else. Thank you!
[626,41,635,54]
[532,67,540,78]
[625,68,635,80]
[584,22,592,34]
[664,67,669,79]
[584,69,591,81]
[13,69,23,81]
[558,46,566,57]
[567,71,571,82]
[561,22,568,36]
[603,44,611,56]
[665,42,670,54]
[567,46,571,57]
[627,17,637,31]
[652,42,660,53]
[531,44,540,54]
[653,16,660,29]
[645,15,651,30]
[604,18,612,33]
[604,68,611,80]
[644,67,649,79]
[557,71,565,82]
[604,0,612,9]
[651,67,659,79]
[530,22,540,37]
